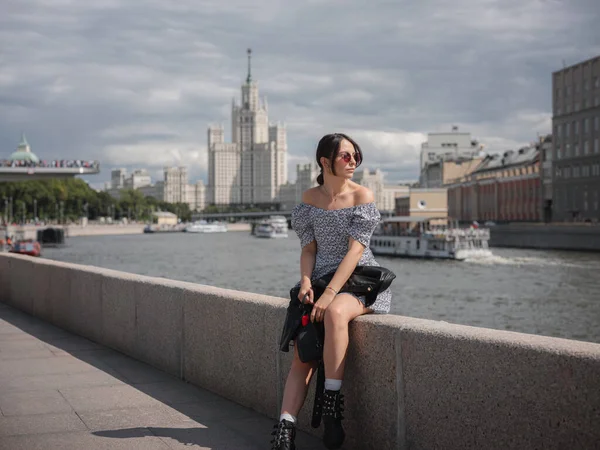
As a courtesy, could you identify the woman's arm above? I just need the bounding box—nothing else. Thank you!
[299,240,317,303]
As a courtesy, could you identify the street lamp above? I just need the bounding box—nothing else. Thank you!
[33,199,37,222]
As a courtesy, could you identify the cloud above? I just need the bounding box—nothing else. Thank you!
[0,0,597,188]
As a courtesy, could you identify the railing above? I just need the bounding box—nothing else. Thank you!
[0,160,100,170]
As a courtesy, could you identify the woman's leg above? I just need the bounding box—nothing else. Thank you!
[280,343,319,417]
[323,293,372,380]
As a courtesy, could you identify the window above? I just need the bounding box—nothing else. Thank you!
[566,143,571,157]
[564,167,571,178]
[555,125,561,138]
[584,118,590,133]
[574,121,579,135]
[573,166,580,178]
[584,140,589,155]
[584,191,588,211]
[595,138,599,154]
[595,76,600,88]
[565,123,570,138]
[556,145,562,160]
[595,117,599,131]
[575,144,580,157]
[583,165,590,177]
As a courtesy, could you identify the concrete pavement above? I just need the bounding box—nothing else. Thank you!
[0,303,323,450]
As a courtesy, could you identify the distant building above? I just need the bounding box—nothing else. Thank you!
[395,188,448,219]
[124,169,152,190]
[163,167,188,204]
[152,211,177,226]
[421,157,484,188]
[111,168,127,189]
[208,49,288,205]
[551,55,600,222]
[381,185,410,213]
[419,128,483,185]
[446,140,543,223]
[277,163,319,211]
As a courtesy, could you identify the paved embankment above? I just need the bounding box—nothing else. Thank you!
[0,303,322,449]
[1,252,599,449]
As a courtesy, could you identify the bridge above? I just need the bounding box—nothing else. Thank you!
[1,253,599,449]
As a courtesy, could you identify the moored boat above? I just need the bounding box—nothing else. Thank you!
[370,216,492,260]
[254,216,288,238]
[9,240,42,257]
[185,220,228,233]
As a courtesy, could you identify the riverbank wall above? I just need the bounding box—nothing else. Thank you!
[3,223,251,240]
[1,253,599,449]
[490,223,600,251]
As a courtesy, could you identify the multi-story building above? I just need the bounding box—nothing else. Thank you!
[381,185,410,213]
[186,181,206,212]
[138,182,164,202]
[419,128,483,184]
[277,163,319,211]
[208,49,287,205]
[163,166,188,204]
[552,55,600,222]
[111,168,127,189]
[395,188,448,219]
[447,142,542,223]
[421,157,484,188]
[123,169,152,190]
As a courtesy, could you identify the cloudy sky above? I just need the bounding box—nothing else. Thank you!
[1,0,598,189]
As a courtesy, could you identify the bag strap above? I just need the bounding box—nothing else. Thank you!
[311,359,325,428]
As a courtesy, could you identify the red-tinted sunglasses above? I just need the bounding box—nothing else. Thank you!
[338,151,361,166]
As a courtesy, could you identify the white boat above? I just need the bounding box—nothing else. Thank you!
[185,220,228,233]
[370,216,492,260]
[254,216,288,239]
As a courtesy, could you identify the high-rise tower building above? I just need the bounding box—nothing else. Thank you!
[208,49,288,205]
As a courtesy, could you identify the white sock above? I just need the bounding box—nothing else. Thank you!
[325,378,342,391]
[280,413,296,424]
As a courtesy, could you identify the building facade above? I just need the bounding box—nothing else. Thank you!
[163,167,188,204]
[395,189,448,219]
[419,128,483,185]
[123,169,152,190]
[552,55,600,222]
[208,49,288,205]
[447,142,542,223]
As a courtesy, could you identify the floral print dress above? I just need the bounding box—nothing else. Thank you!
[291,202,392,314]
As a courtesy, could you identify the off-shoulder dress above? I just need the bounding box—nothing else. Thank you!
[291,202,392,314]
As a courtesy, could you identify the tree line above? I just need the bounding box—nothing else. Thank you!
[0,179,192,224]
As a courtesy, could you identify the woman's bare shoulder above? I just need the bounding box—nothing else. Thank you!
[301,187,321,205]
[352,185,374,205]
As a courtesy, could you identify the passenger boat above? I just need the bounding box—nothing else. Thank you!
[254,216,289,239]
[370,216,492,260]
[9,240,42,257]
[185,220,228,233]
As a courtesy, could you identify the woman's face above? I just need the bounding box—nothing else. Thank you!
[332,139,359,179]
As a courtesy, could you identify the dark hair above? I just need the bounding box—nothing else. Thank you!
[315,133,362,185]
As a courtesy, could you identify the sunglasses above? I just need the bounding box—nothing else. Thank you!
[338,151,362,166]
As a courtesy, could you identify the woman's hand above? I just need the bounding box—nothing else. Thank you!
[298,279,314,305]
[310,290,336,323]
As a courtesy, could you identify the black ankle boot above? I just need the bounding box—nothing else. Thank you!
[270,419,296,450]
[322,389,345,449]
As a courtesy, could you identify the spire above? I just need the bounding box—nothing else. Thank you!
[18,132,30,151]
[246,48,252,83]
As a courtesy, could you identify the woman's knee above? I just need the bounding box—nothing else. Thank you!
[324,301,350,327]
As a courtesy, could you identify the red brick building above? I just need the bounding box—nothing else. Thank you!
[447,144,542,223]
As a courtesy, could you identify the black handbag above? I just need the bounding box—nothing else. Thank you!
[295,306,325,363]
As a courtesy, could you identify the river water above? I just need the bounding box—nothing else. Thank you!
[42,232,600,344]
